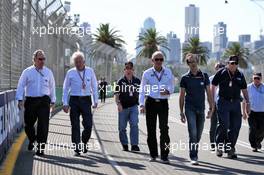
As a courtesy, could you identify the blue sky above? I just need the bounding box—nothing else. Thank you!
[68,0,264,54]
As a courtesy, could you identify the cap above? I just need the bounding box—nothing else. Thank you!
[253,72,262,77]
[228,55,239,63]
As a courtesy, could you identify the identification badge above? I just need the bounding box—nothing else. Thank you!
[229,81,232,87]
[129,91,133,97]
[82,82,86,89]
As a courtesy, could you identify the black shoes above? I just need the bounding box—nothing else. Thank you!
[131,145,140,152]
[122,145,140,152]
[122,145,129,151]
[216,149,223,157]
[74,150,81,156]
[161,157,170,164]
[28,141,34,151]
[252,148,258,152]
[82,143,88,153]
[227,148,237,159]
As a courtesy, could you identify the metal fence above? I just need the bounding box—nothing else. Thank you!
[0,0,81,91]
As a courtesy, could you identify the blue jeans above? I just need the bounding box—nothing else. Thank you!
[185,107,205,160]
[216,98,242,149]
[118,105,139,146]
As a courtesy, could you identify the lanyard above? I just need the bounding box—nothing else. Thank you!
[77,68,86,89]
[227,69,233,81]
[227,69,235,87]
[35,68,44,77]
[153,69,165,82]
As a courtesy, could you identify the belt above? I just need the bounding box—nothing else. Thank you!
[26,95,49,100]
[147,96,168,103]
[70,95,91,99]
[219,97,239,102]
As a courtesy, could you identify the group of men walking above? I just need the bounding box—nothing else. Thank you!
[16,49,263,166]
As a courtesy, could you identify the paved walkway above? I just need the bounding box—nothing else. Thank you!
[3,94,264,175]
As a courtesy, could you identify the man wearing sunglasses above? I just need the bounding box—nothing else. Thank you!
[211,55,250,159]
[16,49,56,156]
[243,73,264,152]
[179,53,213,165]
[139,51,175,163]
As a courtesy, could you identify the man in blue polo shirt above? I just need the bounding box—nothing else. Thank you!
[179,53,214,165]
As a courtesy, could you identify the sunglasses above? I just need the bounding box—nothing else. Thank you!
[187,60,197,64]
[38,57,46,61]
[253,77,261,80]
[229,61,238,65]
[154,58,164,62]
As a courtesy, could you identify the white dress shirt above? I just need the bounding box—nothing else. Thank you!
[62,67,98,106]
[247,83,264,112]
[139,66,175,106]
[16,65,56,103]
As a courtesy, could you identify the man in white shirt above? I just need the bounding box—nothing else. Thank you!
[16,49,56,156]
[62,51,98,156]
[243,72,264,152]
[139,51,175,163]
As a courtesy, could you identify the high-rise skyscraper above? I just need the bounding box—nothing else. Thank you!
[166,32,181,64]
[201,41,212,58]
[185,4,199,41]
[143,17,155,30]
[239,34,251,47]
[213,22,228,60]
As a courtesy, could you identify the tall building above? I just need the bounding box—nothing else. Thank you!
[143,17,155,30]
[201,41,212,58]
[185,4,199,41]
[166,32,181,64]
[213,22,228,60]
[239,34,251,47]
[253,35,264,50]
[80,22,91,35]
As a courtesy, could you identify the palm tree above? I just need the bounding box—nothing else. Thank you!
[223,42,249,69]
[182,37,209,65]
[93,23,126,83]
[136,28,169,59]
[93,23,126,49]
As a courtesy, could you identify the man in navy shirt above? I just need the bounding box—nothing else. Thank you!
[179,53,214,165]
[115,62,141,152]
[211,55,250,159]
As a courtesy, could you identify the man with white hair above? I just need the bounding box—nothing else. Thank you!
[139,51,175,163]
[62,51,98,156]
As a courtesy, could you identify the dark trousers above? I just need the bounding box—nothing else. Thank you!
[185,107,205,160]
[69,96,93,151]
[248,111,264,149]
[24,95,51,150]
[145,97,170,158]
[100,89,106,103]
[210,105,218,145]
[216,98,242,150]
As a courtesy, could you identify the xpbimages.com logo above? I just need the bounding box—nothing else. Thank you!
[32,24,91,37]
